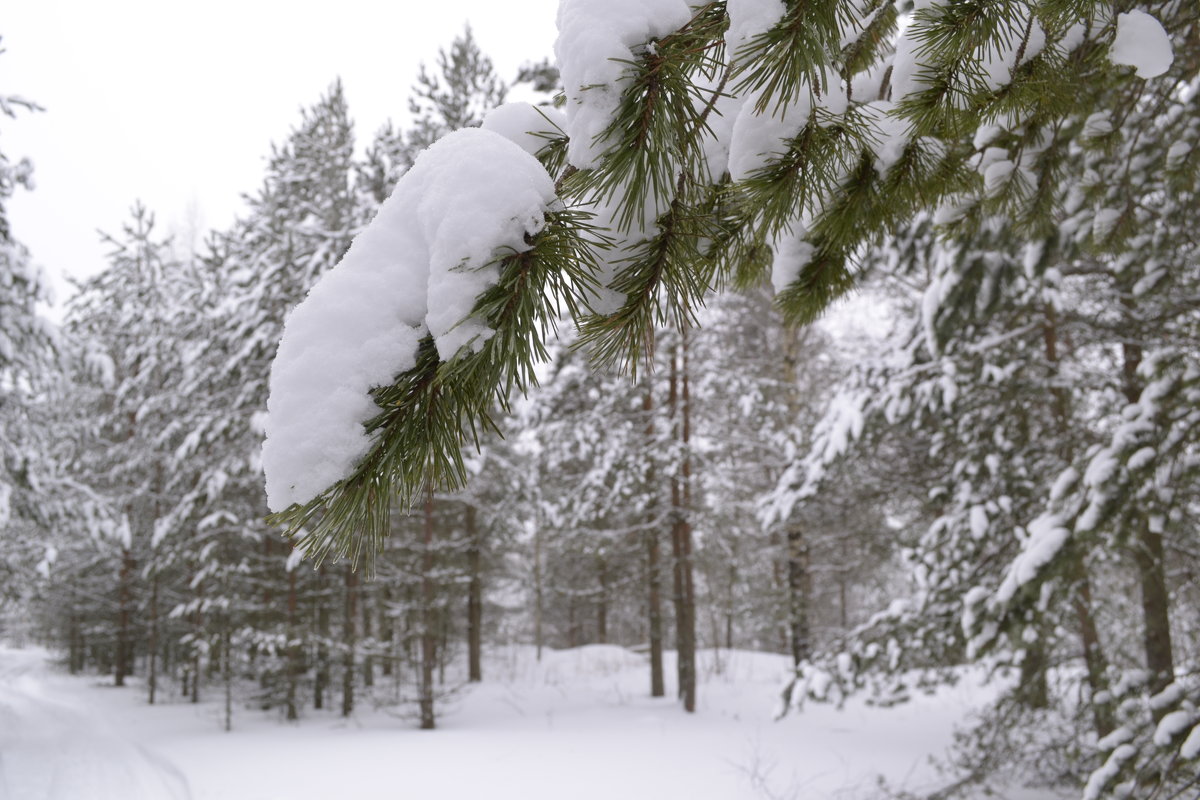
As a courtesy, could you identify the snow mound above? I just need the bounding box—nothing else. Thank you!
[264,128,557,511]
[481,102,567,158]
[725,0,785,55]
[770,223,814,294]
[1110,10,1173,79]
[555,0,693,170]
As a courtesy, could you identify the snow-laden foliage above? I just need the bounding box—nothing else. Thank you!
[262,0,1193,575]
[264,128,558,512]
[763,5,1200,793]
[0,76,63,604]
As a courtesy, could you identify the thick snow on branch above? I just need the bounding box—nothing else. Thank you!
[264,128,557,512]
[1110,10,1173,79]
[555,0,693,169]
[991,513,1070,607]
[481,102,566,158]
[771,223,814,293]
[724,0,785,55]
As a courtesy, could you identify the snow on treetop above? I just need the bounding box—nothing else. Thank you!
[555,0,693,170]
[263,127,557,512]
[1109,10,1173,79]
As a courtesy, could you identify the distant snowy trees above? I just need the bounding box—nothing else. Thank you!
[764,14,1200,790]
[0,77,58,607]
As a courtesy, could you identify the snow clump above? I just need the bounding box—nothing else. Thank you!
[264,128,557,512]
[481,102,567,158]
[555,0,693,169]
[1109,10,1173,79]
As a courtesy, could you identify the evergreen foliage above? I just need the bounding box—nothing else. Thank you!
[264,1,1198,584]
[0,60,59,607]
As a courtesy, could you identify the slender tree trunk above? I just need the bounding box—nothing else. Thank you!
[189,526,203,703]
[643,388,665,698]
[208,632,221,682]
[342,565,356,717]
[146,463,164,706]
[286,564,299,721]
[596,557,608,645]
[724,553,737,651]
[1118,306,1176,698]
[362,585,375,689]
[419,486,437,730]
[768,530,789,654]
[780,323,814,668]
[466,504,483,683]
[785,527,811,667]
[148,570,159,704]
[669,335,697,713]
[533,514,544,663]
[381,586,394,678]
[838,540,850,631]
[1016,641,1050,709]
[438,611,448,687]
[68,615,82,675]
[1043,306,1110,729]
[1073,563,1113,736]
[191,638,200,704]
[223,625,233,732]
[567,597,579,648]
[647,528,666,697]
[315,566,329,711]
[1133,519,1174,696]
[115,547,134,687]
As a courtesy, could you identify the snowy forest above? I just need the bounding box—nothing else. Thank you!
[2,1,1200,798]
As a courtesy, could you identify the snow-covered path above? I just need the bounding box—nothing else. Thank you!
[0,646,190,800]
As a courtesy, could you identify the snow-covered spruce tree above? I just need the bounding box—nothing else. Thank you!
[63,202,206,691]
[764,222,1113,789]
[264,0,1189,568]
[356,32,521,722]
[167,82,359,714]
[965,43,1200,794]
[0,72,60,609]
[688,287,887,665]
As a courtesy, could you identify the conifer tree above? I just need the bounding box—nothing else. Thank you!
[0,71,58,603]
[161,82,359,713]
[263,1,1197,589]
[63,202,201,689]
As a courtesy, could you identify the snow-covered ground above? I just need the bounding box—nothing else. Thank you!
[0,645,189,799]
[1,643,1056,800]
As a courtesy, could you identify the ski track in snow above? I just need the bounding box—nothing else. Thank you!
[0,646,191,800]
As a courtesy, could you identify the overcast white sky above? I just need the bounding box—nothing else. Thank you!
[4,0,559,310]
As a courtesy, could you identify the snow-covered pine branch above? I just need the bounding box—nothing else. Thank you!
[264,0,1183,570]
